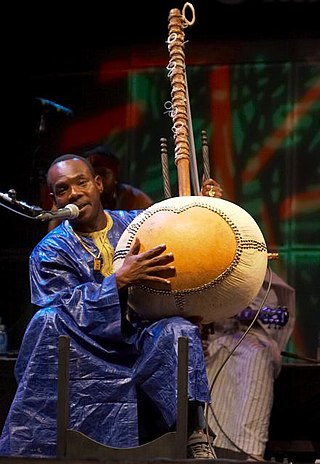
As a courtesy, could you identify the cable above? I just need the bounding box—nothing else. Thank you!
[204,267,273,460]
[281,350,320,364]
[0,191,43,219]
[0,201,43,220]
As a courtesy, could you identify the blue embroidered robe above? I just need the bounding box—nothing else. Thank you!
[0,210,209,457]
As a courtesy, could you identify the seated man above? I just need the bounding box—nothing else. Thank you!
[47,145,153,232]
[203,270,295,461]
[0,155,214,458]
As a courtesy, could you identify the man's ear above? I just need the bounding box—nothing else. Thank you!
[49,192,57,207]
[95,175,104,193]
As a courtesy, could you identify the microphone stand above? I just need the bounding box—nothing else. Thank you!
[0,190,79,222]
[0,189,44,220]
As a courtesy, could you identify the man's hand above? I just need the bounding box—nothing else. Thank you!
[201,177,223,198]
[115,237,175,290]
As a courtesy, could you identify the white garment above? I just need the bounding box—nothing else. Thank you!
[205,271,295,458]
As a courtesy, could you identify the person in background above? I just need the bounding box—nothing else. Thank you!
[84,145,153,211]
[202,176,295,461]
[0,155,215,459]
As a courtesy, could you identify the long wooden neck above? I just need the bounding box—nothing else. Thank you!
[167,8,191,196]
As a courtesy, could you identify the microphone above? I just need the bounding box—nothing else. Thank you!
[36,204,80,222]
[35,97,74,116]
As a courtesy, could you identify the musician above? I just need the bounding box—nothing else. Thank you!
[0,154,215,458]
[47,145,153,232]
[203,269,295,461]
[200,177,295,460]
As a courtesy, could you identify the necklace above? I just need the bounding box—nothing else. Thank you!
[69,213,114,274]
[72,228,108,271]
[70,218,112,272]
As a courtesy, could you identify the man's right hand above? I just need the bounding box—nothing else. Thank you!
[115,238,175,290]
[201,178,223,198]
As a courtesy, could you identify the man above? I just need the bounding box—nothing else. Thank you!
[84,145,153,211]
[200,178,295,460]
[203,270,295,461]
[0,155,213,458]
[47,146,153,232]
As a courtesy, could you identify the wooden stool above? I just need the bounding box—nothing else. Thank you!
[57,335,189,459]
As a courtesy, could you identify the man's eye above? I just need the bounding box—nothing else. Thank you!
[78,179,88,186]
[56,187,67,195]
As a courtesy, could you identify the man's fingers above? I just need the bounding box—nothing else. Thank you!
[129,241,168,258]
[138,244,175,263]
[143,243,167,257]
[145,265,176,278]
[139,275,173,286]
[129,237,141,255]
[150,252,174,265]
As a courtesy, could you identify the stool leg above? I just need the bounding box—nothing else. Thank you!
[176,336,188,456]
[57,335,70,458]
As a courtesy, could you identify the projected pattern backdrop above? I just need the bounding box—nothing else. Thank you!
[51,55,320,359]
[1,45,319,360]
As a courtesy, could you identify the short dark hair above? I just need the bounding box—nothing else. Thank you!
[48,154,95,175]
[47,154,96,188]
[82,146,120,177]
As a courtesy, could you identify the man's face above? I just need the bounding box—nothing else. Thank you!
[47,158,104,226]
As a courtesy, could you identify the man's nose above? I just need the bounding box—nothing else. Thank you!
[68,185,82,198]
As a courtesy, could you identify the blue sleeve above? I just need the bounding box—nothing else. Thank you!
[29,211,141,340]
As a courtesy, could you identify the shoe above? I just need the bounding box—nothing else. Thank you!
[187,431,216,459]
